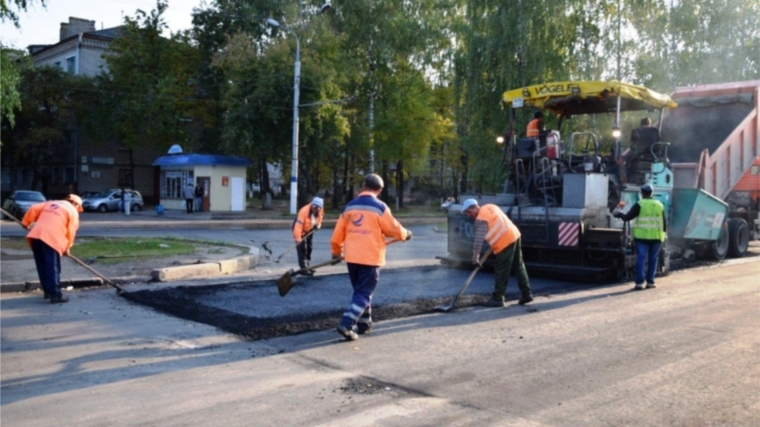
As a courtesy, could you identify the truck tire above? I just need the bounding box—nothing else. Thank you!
[727,218,749,258]
[707,221,729,261]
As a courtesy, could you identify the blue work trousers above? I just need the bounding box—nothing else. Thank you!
[635,239,661,285]
[30,238,62,297]
[340,263,379,332]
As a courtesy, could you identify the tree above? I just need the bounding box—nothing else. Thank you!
[95,1,202,188]
[0,46,25,143]
[0,0,45,28]
[1,66,95,193]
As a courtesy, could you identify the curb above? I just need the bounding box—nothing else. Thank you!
[1,247,261,293]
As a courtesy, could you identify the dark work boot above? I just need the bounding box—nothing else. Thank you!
[50,295,69,304]
[482,298,505,308]
[518,293,534,305]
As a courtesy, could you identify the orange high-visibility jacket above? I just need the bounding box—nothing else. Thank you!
[331,191,409,266]
[474,204,520,255]
[22,200,80,255]
[526,118,542,137]
[292,203,324,240]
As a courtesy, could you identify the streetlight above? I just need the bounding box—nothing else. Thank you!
[267,1,331,215]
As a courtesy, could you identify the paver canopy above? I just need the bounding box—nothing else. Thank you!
[501,80,678,116]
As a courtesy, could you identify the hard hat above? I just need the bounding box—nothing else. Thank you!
[67,194,84,212]
[311,197,324,208]
[641,184,653,194]
[461,199,479,212]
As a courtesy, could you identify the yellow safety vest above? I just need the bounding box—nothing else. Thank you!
[633,198,665,242]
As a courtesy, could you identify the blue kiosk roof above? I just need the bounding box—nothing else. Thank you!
[152,154,251,167]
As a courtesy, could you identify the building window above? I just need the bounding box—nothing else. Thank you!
[160,170,193,199]
[118,169,132,187]
[51,167,60,184]
[64,167,75,184]
[66,56,76,74]
[751,165,759,175]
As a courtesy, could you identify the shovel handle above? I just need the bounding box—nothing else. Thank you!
[275,228,317,262]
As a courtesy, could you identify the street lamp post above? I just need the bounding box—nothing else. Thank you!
[267,1,331,216]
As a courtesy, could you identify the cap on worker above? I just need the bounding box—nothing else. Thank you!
[641,184,653,195]
[66,194,84,212]
[461,199,479,212]
[311,197,324,209]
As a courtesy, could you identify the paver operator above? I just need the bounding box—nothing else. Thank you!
[526,110,544,138]
[462,199,534,307]
[292,196,325,275]
[330,174,413,341]
[22,194,83,304]
[612,184,667,290]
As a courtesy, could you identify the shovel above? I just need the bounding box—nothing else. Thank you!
[277,238,403,297]
[276,256,342,297]
[434,247,493,312]
[1,207,127,296]
[274,228,317,263]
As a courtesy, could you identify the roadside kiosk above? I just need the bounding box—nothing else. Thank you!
[152,146,251,212]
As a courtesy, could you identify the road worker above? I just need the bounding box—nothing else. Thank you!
[462,199,533,307]
[526,110,544,138]
[613,184,666,290]
[330,174,413,341]
[22,194,83,304]
[292,196,325,275]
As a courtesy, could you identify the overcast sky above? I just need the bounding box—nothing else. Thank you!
[0,0,203,49]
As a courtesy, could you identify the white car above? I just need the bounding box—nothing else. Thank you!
[82,189,144,213]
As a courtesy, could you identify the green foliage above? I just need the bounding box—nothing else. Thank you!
[96,0,202,153]
[0,0,45,28]
[0,45,25,137]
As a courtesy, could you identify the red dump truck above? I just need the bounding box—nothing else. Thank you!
[664,80,760,258]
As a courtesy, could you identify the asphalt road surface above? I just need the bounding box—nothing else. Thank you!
[2,215,759,426]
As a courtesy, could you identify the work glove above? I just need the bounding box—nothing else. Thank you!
[612,211,623,219]
[295,238,302,245]
[331,254,343,265]
[316,224,321,230]
[405,230,413,241]
[472,255,480,266]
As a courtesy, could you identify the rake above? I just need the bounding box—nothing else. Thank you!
[434,247,493,312]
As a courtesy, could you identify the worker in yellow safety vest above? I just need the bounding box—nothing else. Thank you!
[613,184,667,290]
[462,199,533,307]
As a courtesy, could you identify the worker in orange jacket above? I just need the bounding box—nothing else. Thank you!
[292,196,325,275]
[462,199,533,308]
[22,194,84,304]
[526,110,544,138]
[330,174,413,341]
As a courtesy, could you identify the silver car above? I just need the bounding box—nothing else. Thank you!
[82,189,144,213]
[1,190,47,220]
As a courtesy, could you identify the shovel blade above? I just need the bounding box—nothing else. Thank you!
[433,304,454,312]
[277,270,295,297]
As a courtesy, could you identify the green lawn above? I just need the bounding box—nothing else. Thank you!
[70,237,197,264]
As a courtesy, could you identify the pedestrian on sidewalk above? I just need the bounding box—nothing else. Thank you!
[613,184,667,290]
[22,194,83,304]
[292,196,324,274]
[462,199,533,307]
[330,174,413,341]
[194,183,204,212]
[183,183,195,213]
[123,190,132,216]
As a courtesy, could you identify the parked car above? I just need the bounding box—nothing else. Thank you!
[82,189,144,213]
[1,190,46,220]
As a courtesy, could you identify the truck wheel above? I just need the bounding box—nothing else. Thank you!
[727,218,749,258]
[707,221,729,261]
